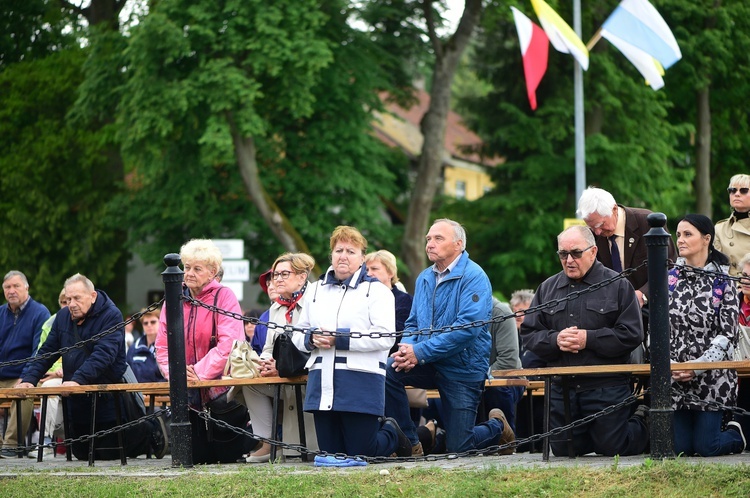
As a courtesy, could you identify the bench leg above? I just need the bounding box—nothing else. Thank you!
[38,395,48,462]
[15,399,24,458]
[525,387,536,453]
[62,398,72,461]
[271,385,280,463]
[113,393,126,465]
[562,381,575,459]
[543,378,550,461]
[294,386,308,461]
[89,395,97,467]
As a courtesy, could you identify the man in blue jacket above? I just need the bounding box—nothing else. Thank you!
[0,271,50,458]
[17,273,167,460]
[385,219,515,455]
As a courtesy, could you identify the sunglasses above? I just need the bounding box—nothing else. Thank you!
[141,319,158,325]
[727,187,750,195]
[557,245,594,260]
[740,273,750,284]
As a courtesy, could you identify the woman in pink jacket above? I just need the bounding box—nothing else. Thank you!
[155,238,250,463]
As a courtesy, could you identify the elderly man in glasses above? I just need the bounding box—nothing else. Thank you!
[714,174,750,276]
[520,225,649,457]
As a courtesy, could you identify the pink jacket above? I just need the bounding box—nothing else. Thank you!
[156,279,244,381]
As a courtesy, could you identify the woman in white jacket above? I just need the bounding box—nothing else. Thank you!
[292,226,411,457]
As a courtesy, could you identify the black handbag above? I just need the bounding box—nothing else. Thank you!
[272,330,310,377]
[205,392,250,442]
[204,287,250,442]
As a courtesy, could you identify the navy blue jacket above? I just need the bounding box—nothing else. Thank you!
[126,336,165,383]
[0,297,50,379]
[21,290,126,422]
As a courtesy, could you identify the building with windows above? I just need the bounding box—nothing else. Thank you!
[372,89,502,201]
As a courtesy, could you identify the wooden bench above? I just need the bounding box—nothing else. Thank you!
[0,376,308,465]
[493,360,750,460]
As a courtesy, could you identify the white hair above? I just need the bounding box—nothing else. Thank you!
[432,218,467,249]
[576,187,617,220]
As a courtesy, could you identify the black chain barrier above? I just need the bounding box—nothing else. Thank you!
[0,299,164,370]
[669,262,745,284]
[677,389,750,418]
[182,261,648,340]
[189,389,646,463]
[17,409,170,455]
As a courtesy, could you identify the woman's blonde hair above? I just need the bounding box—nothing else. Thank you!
[272,252,316,275]
[329,226,367,255]
[364,250,400,286]
[179,239,223,275]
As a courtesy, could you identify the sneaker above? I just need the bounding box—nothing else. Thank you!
[0,448,19,458]
[382,417,413,458]
[489,408,516,455]
[727,421,746,452]
[150,415,169,459]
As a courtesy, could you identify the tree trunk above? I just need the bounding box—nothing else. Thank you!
[228,114,320,274]
[695,87,712,217]
[400,0,482,291]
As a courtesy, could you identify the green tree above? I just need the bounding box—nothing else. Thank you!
[111,0,404,270]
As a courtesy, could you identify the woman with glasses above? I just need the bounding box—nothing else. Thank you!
[714,174,750,276]
[669,214,745,455]
[240,252,319,463]
[291,226,413,459]
[126,308,165,383]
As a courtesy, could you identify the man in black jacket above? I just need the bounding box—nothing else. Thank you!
[17,273,167,460]
[521,226,648,457]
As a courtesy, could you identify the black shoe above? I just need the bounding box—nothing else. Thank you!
[151,415,169,459]
[382,417,412,457]
[632,404,650,431]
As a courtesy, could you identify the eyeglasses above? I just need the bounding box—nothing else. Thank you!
[557,245,595,260]
[272,270,294,280]
[141,320,158,325]
[727,187,750,195]
[740,273,750,284]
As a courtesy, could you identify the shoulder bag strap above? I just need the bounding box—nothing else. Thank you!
[210,286,223,350]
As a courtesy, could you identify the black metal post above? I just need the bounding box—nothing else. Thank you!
[645,212,674,459]
[162,253,193,468]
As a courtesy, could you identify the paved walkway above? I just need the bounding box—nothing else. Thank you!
[0,451,748,476]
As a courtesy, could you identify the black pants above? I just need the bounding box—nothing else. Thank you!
[549,383,648,457]
[188,410,255,464]
[70,419,153,461]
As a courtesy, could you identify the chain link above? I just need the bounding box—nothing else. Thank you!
[669,263,742,284]
[0,299,164,370]
[17,409,169,455]
[190,389,646,463]
[183,261,648,339]
[675,389,750,417]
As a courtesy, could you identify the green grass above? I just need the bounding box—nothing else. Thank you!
[1,460,749,497]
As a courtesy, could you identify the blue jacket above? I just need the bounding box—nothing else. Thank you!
[126,336,165,383]
[403,251,492,382]
[22,290,126,422]
[0,297,50,379]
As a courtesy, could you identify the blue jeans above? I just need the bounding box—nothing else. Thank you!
[673,409,744,456]
[385,359,504,452]
[312,411,398,457]
[483,385,525,433]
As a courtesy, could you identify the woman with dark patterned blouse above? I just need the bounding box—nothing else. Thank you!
[669,214,745,455]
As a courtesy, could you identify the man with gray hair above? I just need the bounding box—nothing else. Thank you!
[385,218,515,456]
[0,271,50,457]
[576,186,676,308]
[521,226,648,457]
[17,273,167,461]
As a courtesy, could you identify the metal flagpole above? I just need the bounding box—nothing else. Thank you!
[573,0,585,205]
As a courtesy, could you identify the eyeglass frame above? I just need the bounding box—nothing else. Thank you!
[727,187,750,195]
[557,245,595,260]
[271,270,297,280]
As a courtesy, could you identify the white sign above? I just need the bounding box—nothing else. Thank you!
[222,281,244,301]
[213,239,244,259]
[222,260,250,282]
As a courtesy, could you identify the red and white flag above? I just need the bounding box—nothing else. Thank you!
[511,6,550,110]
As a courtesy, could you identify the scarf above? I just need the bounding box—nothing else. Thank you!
[276,281,308,324]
